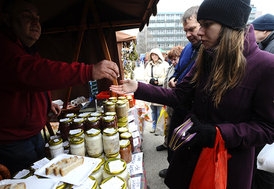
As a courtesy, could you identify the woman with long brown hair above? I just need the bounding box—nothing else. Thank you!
[110,0,274,188]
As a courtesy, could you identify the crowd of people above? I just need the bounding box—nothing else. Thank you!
[2,0,274,188]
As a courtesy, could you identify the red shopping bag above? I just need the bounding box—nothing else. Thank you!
[189,127,231,189]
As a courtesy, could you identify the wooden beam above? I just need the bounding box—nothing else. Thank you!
[63,0,90,109]
[89,0,118,85]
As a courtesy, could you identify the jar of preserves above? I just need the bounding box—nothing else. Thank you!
[118,127,128,136]
[85,128,103,156]
[119,140,132,163]
[104,112,117,126]
[116,100,127,119]
[65,113,76,119]
[104,101,115,113]
[86,117,101,130]
[49,138,64,159]
[126,95,134,108]
[71,118,85,131]
[69,129,84,141]
[103,158,129,186]
[103,128,120,154]
[90,112,102,119]
[120,132,134,153]
[100,176,127,189]
[89,158,104,185]
[118,97,129,111]
[59,118,72,141]
[102,116,116,130]
[70,136,85,156]
[105,151,121,161]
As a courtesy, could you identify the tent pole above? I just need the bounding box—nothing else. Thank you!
[63,0,90,109]
[89,0,118,86]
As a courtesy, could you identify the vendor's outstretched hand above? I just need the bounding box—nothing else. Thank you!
[93,60,120,81]
[187,115,217,148]
[110,80,138,95]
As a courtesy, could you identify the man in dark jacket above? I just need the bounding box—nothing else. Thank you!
[251,13,274,189]
[0,0,119,176]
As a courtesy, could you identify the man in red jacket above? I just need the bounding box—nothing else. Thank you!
[0,0,119,176]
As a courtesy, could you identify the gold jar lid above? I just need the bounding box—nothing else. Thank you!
[86,128,101,137]
[118,127,128,133]
[118,96,126,100]
[69,129,84,137]
[72,118,85,124]
[70,136,84,144]
[105,101,115,106]
[59,118,71,124]
[105,112,116,116]
[120,132,132,139]
[105,151,120,159]
[126,95,133,100]
[78,112,90,118]
[104,158,126,175]
[109,97,117,101]
[65,113,76,118]
[116,100,125,106]
[49,138,63,146]
[118,117,128,123]
[103,127,118,136]
[119,139,130,148]
[87,117,99,123]
[98,157,105,166]
[88,176,98,189]
[90,112,101,117]
[103,116,115,122]
[100,176,126,189]
[90,152,104,158]
[117,122,128,128]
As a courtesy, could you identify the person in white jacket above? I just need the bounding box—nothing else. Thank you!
[144,48,169,133]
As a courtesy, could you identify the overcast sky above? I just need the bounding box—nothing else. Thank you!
[122,0,274,36]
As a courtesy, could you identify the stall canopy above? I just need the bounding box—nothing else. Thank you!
[0,0,159,109]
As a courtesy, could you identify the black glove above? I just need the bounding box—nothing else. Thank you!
[187,115,217,148]
[149,78,155,85]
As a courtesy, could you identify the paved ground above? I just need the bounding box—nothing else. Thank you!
[133,64,169,189]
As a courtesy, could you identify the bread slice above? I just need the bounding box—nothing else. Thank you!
[60,157,84,176]
[0,183,26,189]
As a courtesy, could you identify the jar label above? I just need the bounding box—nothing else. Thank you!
[108,160,124,173]
[121,132,131,138]
[88,117,97,122]
[66,113,74,117]
[100,177,124,189]
[104,116,114,121]
[104,128,116,134]
[90,112,100,116]
[70,129,81,135]
[53,138,60,143]
[78,113,89,117]
[60,118,70,122]
[86,128,99,135]
[119,140,128,146]
[74,118,84,122]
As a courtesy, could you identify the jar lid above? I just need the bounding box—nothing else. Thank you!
[91,158,104,173]
[120,132,132,139]
[109,97,117,101]
[118,96,126,100]
[126,95,133,100]
[118,127,128,133]
[90,152,104,158]
[70,136,84,144]
[78,112,90,118]
[119,139,130,148]
[87,117,99,123]
[72,118,85,123]
[103,116,115,122]
[105,151,120,158]
[117,122,127,128]
[98,157,106,166]
[118,117,128,123]
[90,112,101,117]
[69,129,84,137]
[86,128,101,136]
[103,127,118,136]
[88,176,98,189]
[65,113,76,118]
[49,138,63,146]
[116,100,125,105]
[100,176,126,189]
[104,158,126,175]
[56,182,68,189]
[105,112,116,116]
[59,118,71,123]
[106,101,114,106]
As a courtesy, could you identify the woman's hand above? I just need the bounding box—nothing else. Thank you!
[110,80,138,95]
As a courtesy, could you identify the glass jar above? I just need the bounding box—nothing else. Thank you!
[102,116,116,130]
[104,101,115,113]
[59,118,72,141]
[120,132,134,153]
[126,95,134,108]
[105,151,121,161]
[85,128,103,156]
[104,112,117,126]
[103,128,120,154]
[90,159,104,185]
[65,113,76,119]
[119,140,132,163]
[49,138,64,159]
[69,129,84,141]
[103,158,129,186]
[86,117,101,130]
[118,97,129,112]
[118,127,128,137]
[70,137,85,156]
[100,176,127,189]
[71,118,85,131]
[116,100,127,119]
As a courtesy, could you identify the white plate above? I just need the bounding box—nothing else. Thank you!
[0,177,58,189]
[34,154,101,186]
